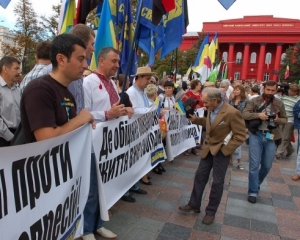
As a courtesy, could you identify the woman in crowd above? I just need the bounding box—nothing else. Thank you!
[181,79,204,155]
[158,81,176,110]
[145,84,166,176]
[229,85,249,170]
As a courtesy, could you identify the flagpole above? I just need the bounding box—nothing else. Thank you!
[175,48,178,82]
[120,0,143,104]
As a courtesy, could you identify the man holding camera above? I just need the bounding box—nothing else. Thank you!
[242,81,287,204]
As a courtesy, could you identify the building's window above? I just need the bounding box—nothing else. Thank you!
[236,52,242,64]
[265,52,272,64]
[234,71,240,80]
[222,52,228,62]
[250,52,257,63]
[281,53,286,64]
[263,72,270,81]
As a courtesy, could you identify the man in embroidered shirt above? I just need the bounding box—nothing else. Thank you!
[20,41,51,93]
[127,66,156,114]
[0,56,21,147]
[83,47,135,240]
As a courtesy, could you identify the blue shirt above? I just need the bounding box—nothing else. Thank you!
[210,101,224,124]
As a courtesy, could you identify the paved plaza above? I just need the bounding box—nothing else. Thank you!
[88,142,300,240]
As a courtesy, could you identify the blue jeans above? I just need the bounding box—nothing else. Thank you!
[296,129,300,175]
[123,182,140,196]
[248,132,276,197]
[233,146,241,161]
[83,153,103,235]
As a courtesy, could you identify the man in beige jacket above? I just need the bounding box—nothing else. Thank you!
[179,87,246,225]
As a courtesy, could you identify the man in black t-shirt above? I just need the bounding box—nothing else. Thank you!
[21,34,94,143]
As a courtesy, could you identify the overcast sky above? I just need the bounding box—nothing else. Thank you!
[1,0,299,31]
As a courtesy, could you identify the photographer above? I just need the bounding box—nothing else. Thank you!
[242,81,287,204]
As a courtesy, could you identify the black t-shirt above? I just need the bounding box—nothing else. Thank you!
[119,92,132,108]
[21,75,77,143]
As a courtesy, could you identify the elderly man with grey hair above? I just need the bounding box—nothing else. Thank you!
[179,87,246,225]
[219,80,230,103]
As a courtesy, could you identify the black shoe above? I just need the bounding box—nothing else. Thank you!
[158,163,166,172]
[121,195,136,203]
[140,179,152,185]
[130,188,147,194]
[152,167,162,175]
[178,205,200,213]
[247,196,256,204]
[147,176,152,180]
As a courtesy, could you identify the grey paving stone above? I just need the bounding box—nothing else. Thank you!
[133,195,156,206]
[123,227,158,240]
[103,211,139,236]
[281,168,295,176]
[135,217,165,232]
[167,181,187,189]
[272,199,297,210]
[163,169,179,176]
[177,166,197,174]
[267,177,285,184]
[156,234,178,240]
[220,237,237,240]
[281,238,296,240]
[159,222,192,240]
[256,196,273,206]
[231,176,248,183]
[249,208,277,224]
[223,214,250,229]
[225,205,250,218]
[259,185,270,192]
[250,202,275,214]
[271,193,293,202]
[288,185,300,197]
[193,219,222,234]
[228,191,248,201]
[177,171,195,179]
[178,195,190,205]
[227,197,252,209]
[152,199,177,212]
[224,184,229,190]
[150,178,171,186]
[250,219,279,235]
[229,180,248,188]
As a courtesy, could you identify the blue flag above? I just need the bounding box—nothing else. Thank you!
[137,0,164,66]
[218,0,236,10]
[0,0,11,8]
[160,0,185,59]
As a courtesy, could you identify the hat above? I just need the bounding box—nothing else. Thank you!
[131,66,156,77]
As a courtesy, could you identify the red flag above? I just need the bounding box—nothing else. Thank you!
[152,0,175,25]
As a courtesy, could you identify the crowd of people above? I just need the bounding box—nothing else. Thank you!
[1,23,300,238]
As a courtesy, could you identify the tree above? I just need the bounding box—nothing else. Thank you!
[40,0,62,40]
[2,0,46,74]
[280,42,300,83]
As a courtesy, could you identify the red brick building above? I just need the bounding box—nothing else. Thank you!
[181,16,300,81]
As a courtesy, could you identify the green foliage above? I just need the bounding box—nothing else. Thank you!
[280,42,300,83]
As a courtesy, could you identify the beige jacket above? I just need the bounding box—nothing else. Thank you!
[194,102,246,158]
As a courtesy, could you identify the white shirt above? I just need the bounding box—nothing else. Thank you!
[158,94,175,109]
[83,73,119,122]
[126,85,150,114]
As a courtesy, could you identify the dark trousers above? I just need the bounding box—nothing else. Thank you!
[188,150,230,216]
[0,128,15,147]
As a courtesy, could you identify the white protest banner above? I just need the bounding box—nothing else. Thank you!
[92,109,164,211]
[0,125,91,240]
[165,108,204,161]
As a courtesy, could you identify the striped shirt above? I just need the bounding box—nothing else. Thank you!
[281,95,300,123]
[20,63,50,93]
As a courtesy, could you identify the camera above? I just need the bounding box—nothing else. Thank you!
[267,113,277,130]
[183,98,199,118]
